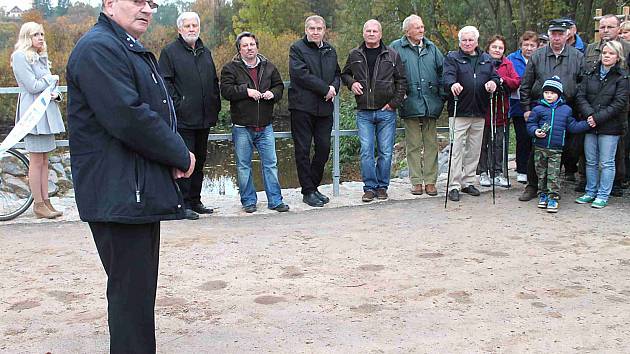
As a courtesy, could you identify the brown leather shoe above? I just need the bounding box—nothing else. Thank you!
[44,199,63,217]
[362,190,376,202]
[33,201,57,219]
[411,184,423,195]
[425,184,438,196]
[375,188,388,200]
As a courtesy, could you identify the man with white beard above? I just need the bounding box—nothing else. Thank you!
[159,12,220,220]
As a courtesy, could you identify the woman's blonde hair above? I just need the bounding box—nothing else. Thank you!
[601,40,625,66]
[12,22,47,65]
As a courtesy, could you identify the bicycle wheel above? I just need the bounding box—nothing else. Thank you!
[0,148,33,221]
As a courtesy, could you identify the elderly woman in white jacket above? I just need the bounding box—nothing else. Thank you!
[11,22,65,219]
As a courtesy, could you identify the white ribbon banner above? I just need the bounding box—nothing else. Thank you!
[0,76,58,154]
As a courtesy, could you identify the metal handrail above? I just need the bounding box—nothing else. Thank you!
[3,85,449,196]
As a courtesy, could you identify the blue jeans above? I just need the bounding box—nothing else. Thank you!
[232,125,283,208]
[356,109,397,192]
[584,133,619,201]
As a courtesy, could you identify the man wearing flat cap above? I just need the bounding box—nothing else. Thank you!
[518,18,584,202]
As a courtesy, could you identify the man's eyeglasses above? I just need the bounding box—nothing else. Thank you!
[127,0,159,10]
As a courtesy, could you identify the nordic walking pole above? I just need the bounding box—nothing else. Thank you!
[499,90,511,188]
[445,96,458,208]
[489,92,496,205]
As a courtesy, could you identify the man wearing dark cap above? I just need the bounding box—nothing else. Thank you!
[518,18,584,202]
[565,18,586,53]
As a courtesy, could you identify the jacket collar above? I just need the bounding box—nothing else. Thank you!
[231,53,268,66]
[358,40,387,53]
[399,35,434,49]
[301,35,330,50]
[539,96,565,108]
[545,45,568,57]
[177,34,205,52]
[98,12,149,53]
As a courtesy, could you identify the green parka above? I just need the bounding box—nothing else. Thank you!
[389,36,445,119]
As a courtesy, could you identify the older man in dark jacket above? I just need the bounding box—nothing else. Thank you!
[220,32,288,213]
[67,2,194,352]
[289,15,341,207]
[519,19,584,201]
[342,19,407,202]
[159,12,220,219]
[443,25,499,202]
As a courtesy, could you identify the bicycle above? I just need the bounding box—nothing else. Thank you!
[0,148,33,221]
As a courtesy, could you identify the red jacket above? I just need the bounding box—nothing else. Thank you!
[485,56,520,126]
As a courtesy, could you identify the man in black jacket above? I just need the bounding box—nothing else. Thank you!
[443,25,499,202]
[220,32,289,213]
[289,15,341,207]
[341,19,407,202]
[67,1,194,352]
[519,19,584,201]
[159,12,220,219]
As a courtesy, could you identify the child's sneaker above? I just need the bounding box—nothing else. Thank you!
[546,198,559,213]
[479,173,491,187]
[537,193,548,208]
[591,199,608,209]
[575,194,596,204]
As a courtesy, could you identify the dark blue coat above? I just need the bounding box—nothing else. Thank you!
[443,48,501,118]
[526,98,590,150]
[67,14,191,224]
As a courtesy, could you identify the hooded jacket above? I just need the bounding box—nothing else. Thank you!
[220,54,284,127]
[341,41,407,110]
[527,97,590,150]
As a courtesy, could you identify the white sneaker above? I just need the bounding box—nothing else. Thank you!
[495,176,509,187]
[479,173,491,187]
[517,173,527,184]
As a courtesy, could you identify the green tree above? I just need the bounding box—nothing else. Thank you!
[32,0,53,18]
[232,0,311,35]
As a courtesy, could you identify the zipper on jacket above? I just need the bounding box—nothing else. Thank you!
[547,108,555,148]
[257,61,265,127]
[134,154,141,203]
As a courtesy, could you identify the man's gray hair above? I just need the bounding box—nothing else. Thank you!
[363,19,381,32]
[305,15,326,29]
[402,15,422,32]
[600,14,621,27]
[458,26,479,41]
[177,12,200,29]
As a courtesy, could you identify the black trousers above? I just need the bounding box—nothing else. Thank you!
[512,116,531,174]
[290,110,333,194]
[561,132,584,175]
[90,222,160,354]
[176,127,209,207]
[614,134,626,185]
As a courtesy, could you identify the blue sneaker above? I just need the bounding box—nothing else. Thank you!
[537,193,548,208]
[546,198,559,213]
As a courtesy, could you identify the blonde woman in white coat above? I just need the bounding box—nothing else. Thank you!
[11,22,65,218]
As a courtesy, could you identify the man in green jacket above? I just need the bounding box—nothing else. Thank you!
[390,15,445,196]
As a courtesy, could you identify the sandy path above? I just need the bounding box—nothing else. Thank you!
[1,185,629,353]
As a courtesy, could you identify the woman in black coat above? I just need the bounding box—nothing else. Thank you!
[575,40,629,208]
